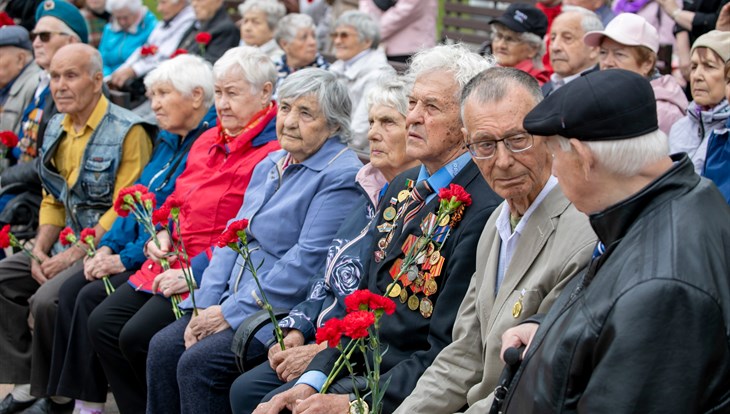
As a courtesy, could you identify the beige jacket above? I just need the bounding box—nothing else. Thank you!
[0,61,41,135]
[395,185,596,414]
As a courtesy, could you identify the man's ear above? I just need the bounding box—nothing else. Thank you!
[570,138,594,179]
[190,87,205,110]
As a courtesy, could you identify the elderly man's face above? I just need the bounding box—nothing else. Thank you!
[545,136,591,212]
[462,86,551,212]
[49,46,103,116]
[241,9,274,47]
[191,0,223,22]
[32,17,75,69]
[563,0,604,11]
[405,70,465,174]
[550,13,598,77]
[0,47,27,88]
[491,25,538,68]
[158,0,186,21]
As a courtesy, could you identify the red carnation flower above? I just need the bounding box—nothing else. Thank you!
[140,192,156,211]
[0,224,11,249]
[80,228,96,245]
[216,219,249,248]
[315,318,343,347]
[368,294,396,315]
[0,131,19,148]
[344,289,372,313]
[195,32,212,45]
[438,184,472,207]
[59,227,76,246]
[140,44,158,57]
[170,48,188,58]
[152,204,171,226]
[342,310,374,339]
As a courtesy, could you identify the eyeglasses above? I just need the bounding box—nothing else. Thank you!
[330,31,353,40]
[30,31,70,42]
[465,133,534,159]
[491,30,521,46]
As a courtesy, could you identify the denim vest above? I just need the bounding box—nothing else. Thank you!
[39,103,150,236]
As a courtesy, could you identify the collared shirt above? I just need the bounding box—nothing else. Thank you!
[343,49,372,70]
[549,66,595,91]
[39,96,152,230]
[494,175,558,294]
[35,72,50,101]
[416,152,472,203]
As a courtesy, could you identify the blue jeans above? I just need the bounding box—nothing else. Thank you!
[146,314,265,414]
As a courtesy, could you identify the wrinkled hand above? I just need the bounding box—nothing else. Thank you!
[30,250,51,285]
[269,329,305,361]
[253,384,317,414]
[270,343,326,383]
[188,305,230,342]
[500,322,539,362]
[109,67,136,89]
[151,268,187,297]
[184,317,199,349]
[145,230,177,264]
[293,394,350,414]
[717,2,730,30]
[41,247,82,279]
[84,246,125,280]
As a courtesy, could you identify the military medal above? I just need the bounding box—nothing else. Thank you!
[424,278,438,296]
[387,282,401,298]
[420,297,433,318]
[397,190,410,202]
[373,250,384,263]
[399,288,408,303]
[407,265,418,281]
[383,206,396,221]
[438,214,450,227]
[429,250,441,265]
[407,294,419,310]
[512,289,526,318]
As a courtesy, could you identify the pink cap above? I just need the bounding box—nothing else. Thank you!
[583,13,659,53]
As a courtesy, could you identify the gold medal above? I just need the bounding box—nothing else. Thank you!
[413,276,425,288]
[397,190,410,202]
[512,289,526,318]
[420,297,433,318]
[439,214,450,227]
[424,242,435,257]
[373,250,384,263]
[399,288,408,303]
[429,250,441,265]
[407,294,419,310]
[424,279,438,296]
[387,282,401,298]
[383,206,396,221]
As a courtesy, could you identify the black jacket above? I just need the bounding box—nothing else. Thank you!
[504,154,730,413]
[306,161,502,412]
[177,5,240,64]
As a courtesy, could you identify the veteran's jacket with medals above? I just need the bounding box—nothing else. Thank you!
[305,161,502,412]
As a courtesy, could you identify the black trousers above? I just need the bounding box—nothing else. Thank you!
[47,270,132,402]
[87,282,176,414]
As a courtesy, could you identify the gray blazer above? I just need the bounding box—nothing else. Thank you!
[394,184,596,414]
[0,61,41,134]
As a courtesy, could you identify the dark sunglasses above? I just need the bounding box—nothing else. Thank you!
[30,31,70,42]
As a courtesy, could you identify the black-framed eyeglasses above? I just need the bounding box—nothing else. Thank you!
[465,133,534,159]
[30,31,70,43]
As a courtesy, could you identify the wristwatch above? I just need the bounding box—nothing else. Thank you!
[348,399,369,414]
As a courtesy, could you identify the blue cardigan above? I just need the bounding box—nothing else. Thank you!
[99,107,217,269]
[99,9,158,76]
[185,137,363,330]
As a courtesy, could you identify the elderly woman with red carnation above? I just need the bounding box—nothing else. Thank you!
[144,67,363,414]
[79,47,281,414]
[175,0,240,63]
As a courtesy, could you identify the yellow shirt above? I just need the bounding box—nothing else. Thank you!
[39,96,153,230]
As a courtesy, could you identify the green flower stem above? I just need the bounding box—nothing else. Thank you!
[320,338,359,394]
[171,218,198,317]
[238,248,285,350]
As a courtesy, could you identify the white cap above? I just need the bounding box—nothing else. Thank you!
[583,13,659,53]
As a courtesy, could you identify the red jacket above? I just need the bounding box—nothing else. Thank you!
[129,114,280,292]
[514,59,551,86]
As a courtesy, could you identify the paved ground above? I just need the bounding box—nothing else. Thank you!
[0,384,120,413]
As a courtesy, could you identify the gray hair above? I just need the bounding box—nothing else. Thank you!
[460,66,542,121]
[213,46,277,99]
[335,10,380,49]
[87,47,103,75]
[559,6,604,33]
[275,13,315,45]
[367,73,412,117]
[238,0,286,31]
[144,54,215,107]
[407,43,495,99]
[278,68,352,142]
[106,0,143,13]
[553,129,668,176]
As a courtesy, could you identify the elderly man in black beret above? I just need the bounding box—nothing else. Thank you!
[498,69,730,413]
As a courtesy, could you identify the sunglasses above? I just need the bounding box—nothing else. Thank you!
[30,31,70,42]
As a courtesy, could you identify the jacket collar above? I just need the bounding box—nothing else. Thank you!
[589,153,699,248]
[269,136,350,173]
[198,5,228,30]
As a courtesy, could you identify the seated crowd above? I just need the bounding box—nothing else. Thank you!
[0,1,729,414]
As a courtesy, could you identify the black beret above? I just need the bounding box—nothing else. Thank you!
[523,69,658,141]
[490,3,548,39]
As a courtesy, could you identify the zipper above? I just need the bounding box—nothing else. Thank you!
[232,260,246,293]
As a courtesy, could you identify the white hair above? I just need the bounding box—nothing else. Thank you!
[275,13,315,45]
[407,43,496,98]
[213,46,277,99]
[335,11,380,49]
[238,0,286,30]
[106,0,142,13]
[144,54,215,107]
[366,73,412,117]
[559,6,604,33]
[554,129,669,176]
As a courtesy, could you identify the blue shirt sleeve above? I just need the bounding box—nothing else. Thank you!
[296,371,328,392]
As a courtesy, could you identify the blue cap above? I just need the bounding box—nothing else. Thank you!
[35,0,89,44]
[0,25,32,50]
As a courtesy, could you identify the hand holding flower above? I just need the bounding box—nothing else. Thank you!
[151,268,187,297]
[292,393,350,414]
[188,305,230,342]
[271,343,327,383]
[145,229,177,264]
[268,329,305,362]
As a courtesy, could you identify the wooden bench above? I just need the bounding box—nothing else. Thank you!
[441,0,534,49]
